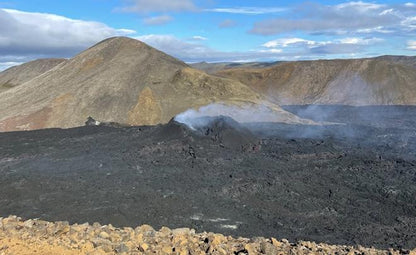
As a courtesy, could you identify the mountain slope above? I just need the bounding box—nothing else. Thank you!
[0,58,66,93]
[0,37,302,132]
[190,61,281,74]
[215,56,416,105]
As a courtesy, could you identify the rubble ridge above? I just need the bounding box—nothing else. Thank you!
[0,215,414,255]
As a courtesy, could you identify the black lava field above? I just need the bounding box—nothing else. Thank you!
[1,105,416,249]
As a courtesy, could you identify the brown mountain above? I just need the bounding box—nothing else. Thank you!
[214,56,416,105]
[0,58,66,93]
[0,37,304,132]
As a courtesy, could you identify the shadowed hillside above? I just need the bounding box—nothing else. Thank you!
[214,56,416,105]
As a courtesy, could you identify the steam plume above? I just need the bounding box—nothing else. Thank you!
[174,103,288,130]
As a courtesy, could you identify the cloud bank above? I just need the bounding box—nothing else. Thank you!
[250,2,416,36]
[136,34,386,63]
[0,8,135,70]
[205,7,286,15]
[116,0,195,13]
[261,37,384,55]
[143,15,173,25]
[408,41,416,50]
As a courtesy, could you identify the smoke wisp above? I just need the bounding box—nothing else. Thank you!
[174,103,288,130]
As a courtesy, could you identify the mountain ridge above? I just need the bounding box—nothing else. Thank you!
[0,37,303,132]
[213,56,416,105]
[0,58,67,93]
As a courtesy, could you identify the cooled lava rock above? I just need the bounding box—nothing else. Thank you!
[2,106,416,249]
[195,116,260,151]
[167,115,260,151]
[85,117,126,128]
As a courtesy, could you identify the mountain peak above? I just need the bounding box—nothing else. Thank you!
[82,37,155,56]
[0,37,301,132]
[91,36,148,49]
[74,36,187,72]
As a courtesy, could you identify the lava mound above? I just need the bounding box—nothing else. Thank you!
[192,115,260,151]
[156,118,195,140]
[154,116,260,151]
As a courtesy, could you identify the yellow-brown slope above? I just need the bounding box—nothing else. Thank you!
[0,37,303,132]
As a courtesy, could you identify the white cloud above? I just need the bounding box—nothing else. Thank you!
[337,37,383,45]
[0,8,135,56]
[260,36,383,56]
[205,7,286,15]
[0,61,23,71]
[407,40,416,50]
[0,8,135,69]
[0,54,30,71]
[262,38,316,48]
[135,34,214,59]
[250,2,414,36]
[191,36,207,41]
[134,34,383,63]
[357,26,393,34]
[259,49,283,53]
[379,8,395,15]
[117,28,137,34]
[134,34,287,62]
[143,15,173,25]
[116,0,195,13]
[401,16,416,30]
[335,1,386,11]
[337,38,360,44]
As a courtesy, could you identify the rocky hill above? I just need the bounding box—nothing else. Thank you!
[214,56,416,105]
[0,37,302,132]
[0,58,66,93]
[1,216,413,255]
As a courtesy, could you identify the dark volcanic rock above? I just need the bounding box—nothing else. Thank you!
[0,106,416,250]
[192,116,259,150]
[85,116,127,128]
[157,118,194,140]
[85,116,100,126]
[161,116,259,151]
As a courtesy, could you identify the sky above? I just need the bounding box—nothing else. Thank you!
[0,0,415,70]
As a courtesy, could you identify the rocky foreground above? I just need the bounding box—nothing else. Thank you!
[0,216,414,255]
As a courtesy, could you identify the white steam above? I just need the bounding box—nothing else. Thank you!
[174,103,287,130]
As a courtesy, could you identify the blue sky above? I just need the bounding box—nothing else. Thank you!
[0,0,415,69]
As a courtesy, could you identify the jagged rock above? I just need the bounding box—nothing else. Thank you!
[99,231,110,239]
[0,216,411,254]
[85,116,100,126]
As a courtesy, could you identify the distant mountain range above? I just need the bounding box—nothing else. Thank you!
[190,61,282,74]
[194,56,416,105]
[0,37,301,132]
